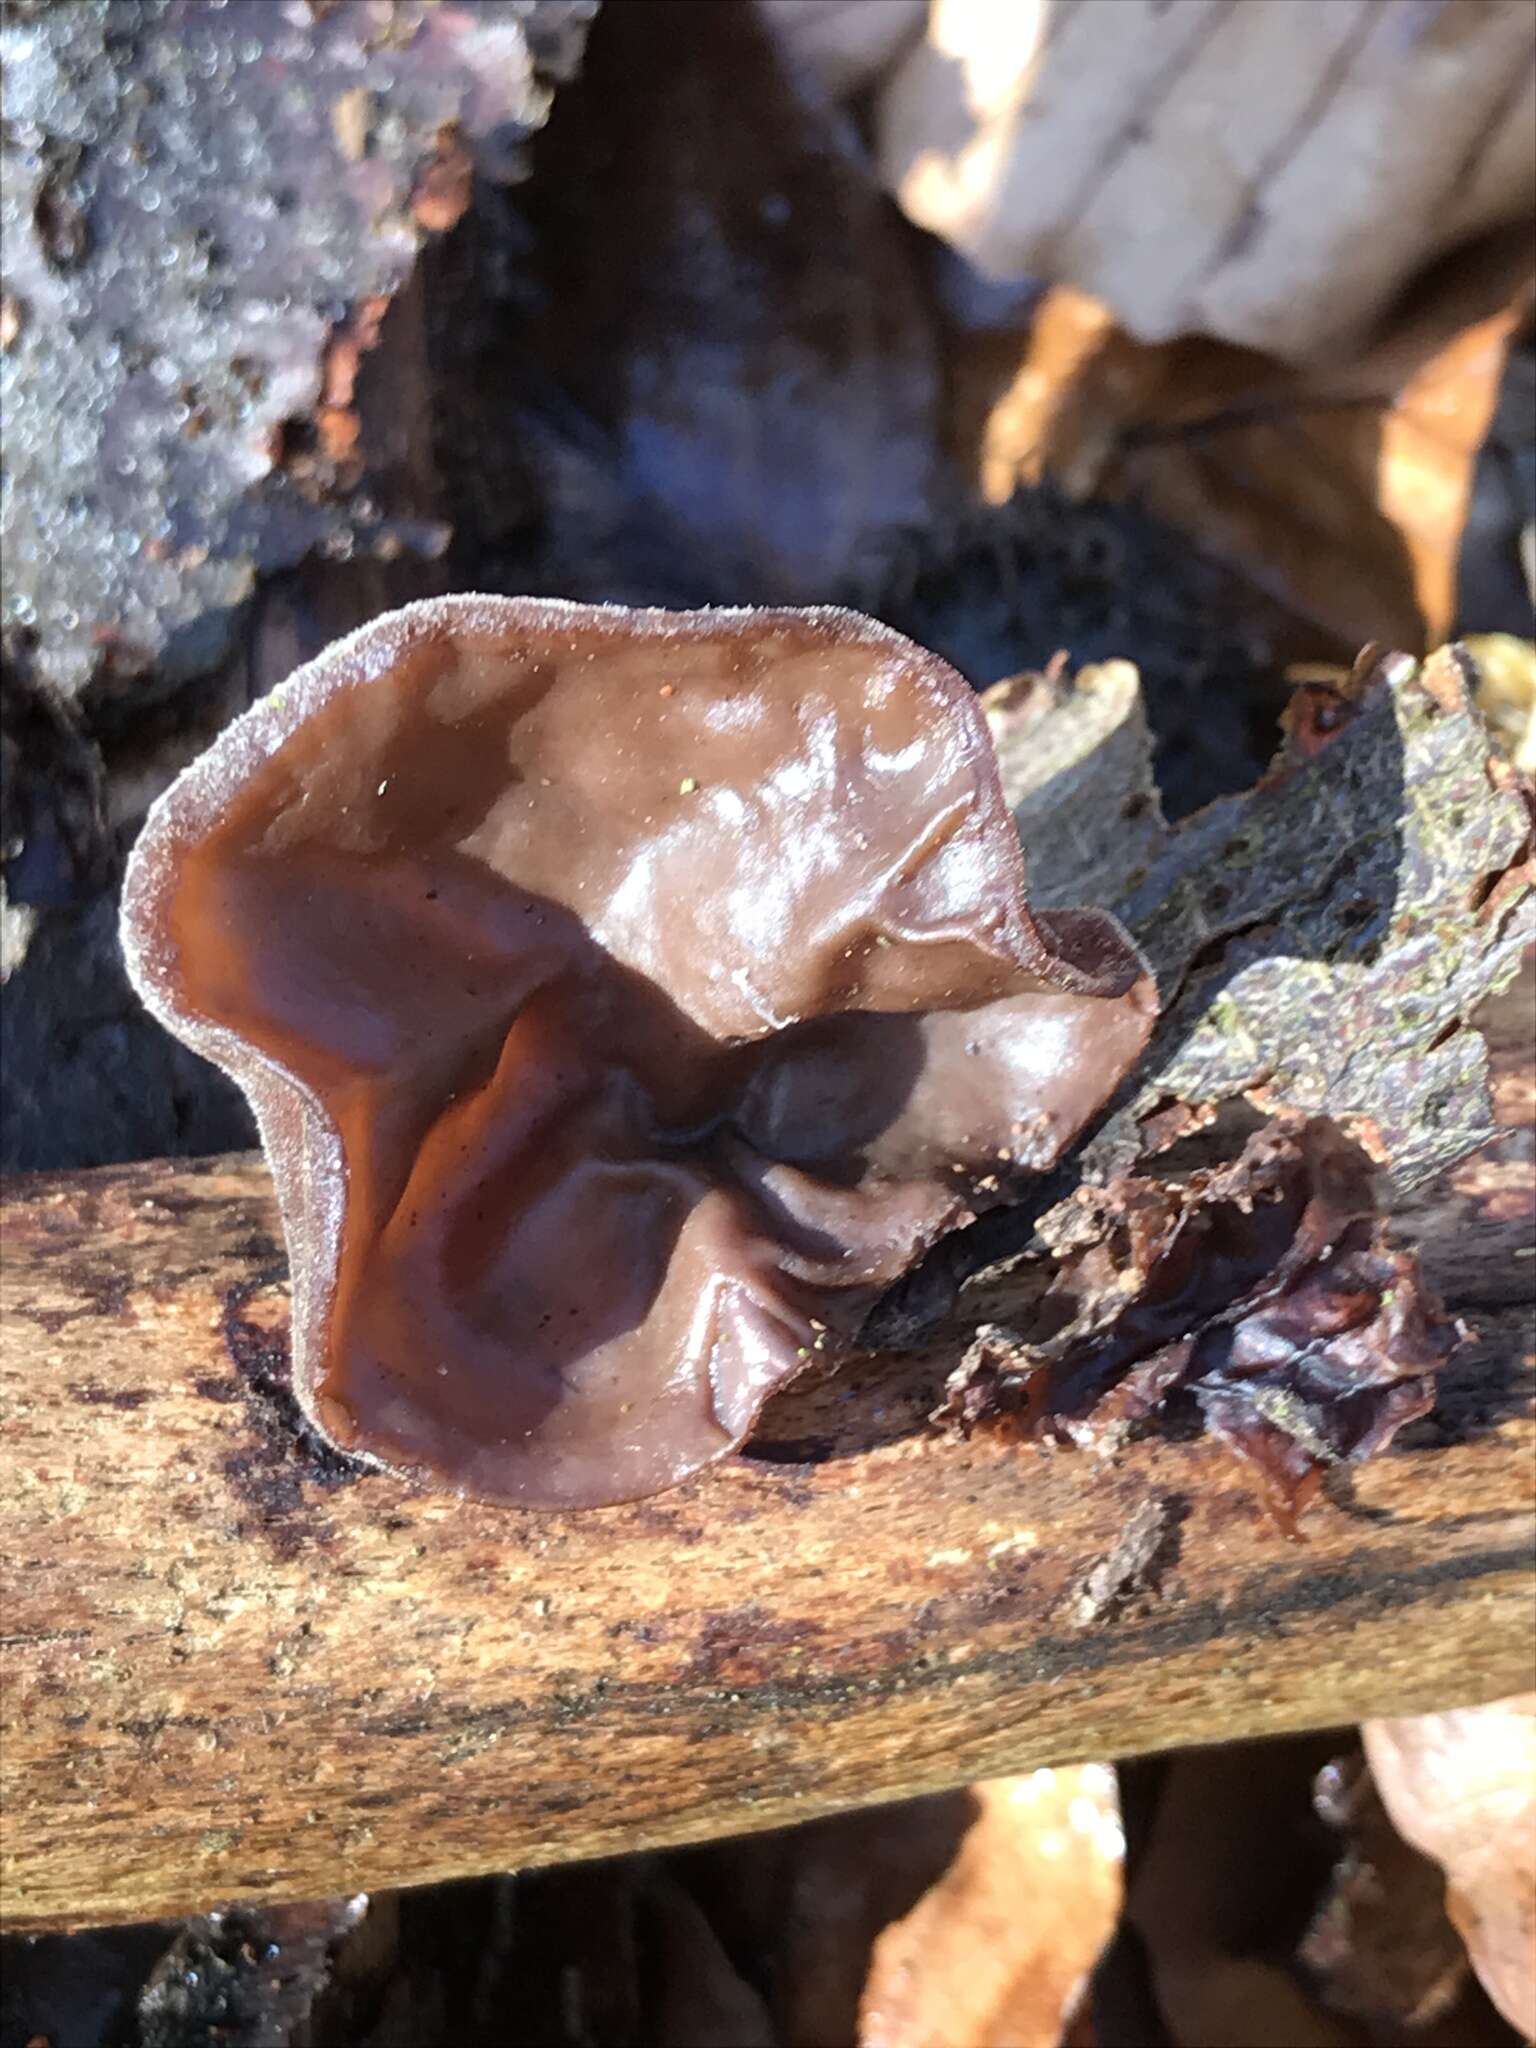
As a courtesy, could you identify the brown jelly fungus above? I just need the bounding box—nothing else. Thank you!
[123,598,1155,1505]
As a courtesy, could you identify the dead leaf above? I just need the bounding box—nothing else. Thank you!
[859,1770,1123,2048]
[1364,1697,1536,2042]
[878,0,1535,365]
[1128,1738,1373,2048]
[1302,1749,1471,2033]
[442,0,942,607]
[758,0,926,100]
[955,276,1529,653]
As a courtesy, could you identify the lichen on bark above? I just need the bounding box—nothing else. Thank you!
[998,643,1535,1194]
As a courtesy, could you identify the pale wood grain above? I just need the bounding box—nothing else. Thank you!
[3,993,1531,1932]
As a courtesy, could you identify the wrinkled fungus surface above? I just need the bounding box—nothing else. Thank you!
[123,597,1154,1505]
[938,1117,1456,1525]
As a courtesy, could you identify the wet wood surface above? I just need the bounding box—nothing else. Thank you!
[3,993,1532,1932]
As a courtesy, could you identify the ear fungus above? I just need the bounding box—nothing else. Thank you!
[123,597,1156,1506]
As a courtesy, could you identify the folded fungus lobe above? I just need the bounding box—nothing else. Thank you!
[123,598,1155,1505]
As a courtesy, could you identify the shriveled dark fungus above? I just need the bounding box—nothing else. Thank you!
[937,1117,1458,1525]
[123,597,1155,1505]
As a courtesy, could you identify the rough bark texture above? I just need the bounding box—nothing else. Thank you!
[1037,644,1535,1196]
[2,978,1530,1934]
[0,0,594,707]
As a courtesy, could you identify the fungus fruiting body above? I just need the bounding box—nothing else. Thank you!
[123,598,1155,1506]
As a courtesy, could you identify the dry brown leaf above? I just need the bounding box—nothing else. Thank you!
[1364,1698,1536,2043]
[1128,1741,1366,2048]
[675,1793,984,2046]
[757,0,927,99]
[877,0,1535,365]
[1303,1750,1472,2035]
[954,277,1529,652]
[458,0,942,609]
[859,1769,1123,2048]
[641,1876,777,2048]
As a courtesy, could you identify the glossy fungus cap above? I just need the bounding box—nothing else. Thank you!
[122,597,1156,1506]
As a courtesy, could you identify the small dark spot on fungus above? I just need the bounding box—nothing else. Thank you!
[122,598,1155,1507]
